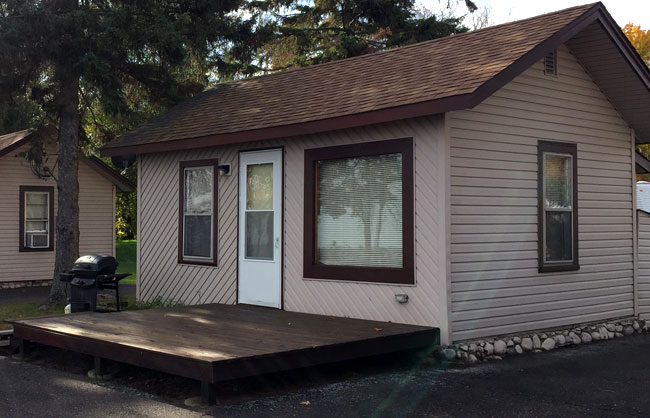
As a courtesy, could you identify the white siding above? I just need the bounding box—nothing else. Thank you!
[138,116,451,341]
[638,211,650,319]
[0,145,116,282]
[449,45,635,340]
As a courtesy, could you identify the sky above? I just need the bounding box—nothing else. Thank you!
[420,0,650,29]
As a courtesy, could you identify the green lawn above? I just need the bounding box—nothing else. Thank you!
[0,301,66,330]
[115,240,137,285]
[0,295,148,330]
[0,241,137,330]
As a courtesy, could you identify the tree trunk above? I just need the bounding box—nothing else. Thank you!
[49,62,80,304]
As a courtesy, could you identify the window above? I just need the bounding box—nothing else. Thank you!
[19,186,54,251]
[179,159,218,265]
[304,138,414,284]
[538,141,579,272]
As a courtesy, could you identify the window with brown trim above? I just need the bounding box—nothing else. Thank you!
[538,141,579,273]
[19,186,54,252]
[304,138,414,284]
[178,159,218,266]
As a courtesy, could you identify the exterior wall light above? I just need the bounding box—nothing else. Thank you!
[218,164,231,176]
[395,294,409,304]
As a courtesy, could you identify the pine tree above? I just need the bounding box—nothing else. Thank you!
[261,0,476,69]
[0,0,276,303]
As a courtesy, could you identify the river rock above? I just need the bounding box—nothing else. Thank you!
[440,348,456,361]
[599,327,608,340]
[569,332,580,344]
[485,342,494,356]
[521,337,534,352]
[623,325,634,336]
[532,334,541,349]
[581,332,592,343]
[494,340,507,356]
[541,338,556,351]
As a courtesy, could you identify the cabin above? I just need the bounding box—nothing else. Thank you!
[0,128,134,286]
[102,3,650,345]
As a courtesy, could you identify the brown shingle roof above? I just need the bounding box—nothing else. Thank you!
[0,128,135,191]
[0,129,32,157]
[101,3,612,155]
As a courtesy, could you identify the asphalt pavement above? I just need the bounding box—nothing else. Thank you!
[0,357,203,418]
[208,333,650,418]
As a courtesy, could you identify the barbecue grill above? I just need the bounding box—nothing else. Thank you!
[60,254,131,313]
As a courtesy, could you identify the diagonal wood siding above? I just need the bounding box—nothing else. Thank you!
[449,45,635,340]
[0,145,116,282]
[138,116,451,341]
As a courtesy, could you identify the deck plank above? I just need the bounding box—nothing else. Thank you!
[10,304,438,383]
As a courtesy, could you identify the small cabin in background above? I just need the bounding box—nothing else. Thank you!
[0,128,134,288]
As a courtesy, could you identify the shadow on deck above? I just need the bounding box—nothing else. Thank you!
[9,303,438,403]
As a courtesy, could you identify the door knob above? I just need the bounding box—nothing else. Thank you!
[275,237,280,248]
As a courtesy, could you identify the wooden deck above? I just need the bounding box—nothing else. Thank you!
[10,304,437,402]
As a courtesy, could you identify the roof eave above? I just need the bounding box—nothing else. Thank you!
[84,156,136,192]
[100,93,474,157]
[0,134,32,159]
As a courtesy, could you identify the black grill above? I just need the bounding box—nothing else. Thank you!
[60,254,131,313]
[72,254,119,278]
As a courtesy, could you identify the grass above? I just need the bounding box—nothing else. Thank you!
[1,240,137,330]
[0,294,183,331]
[0,301,66,331]
[115,240,137,285]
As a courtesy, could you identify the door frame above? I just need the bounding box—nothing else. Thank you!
[236,146,284,309]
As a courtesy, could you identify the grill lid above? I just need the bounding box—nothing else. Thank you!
[72,254,118,275]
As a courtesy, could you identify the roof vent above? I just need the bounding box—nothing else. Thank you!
[544,49,557,76]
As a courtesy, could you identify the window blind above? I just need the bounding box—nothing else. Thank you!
[316,153,403,268]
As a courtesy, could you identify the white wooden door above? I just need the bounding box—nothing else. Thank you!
[238,149,282,308]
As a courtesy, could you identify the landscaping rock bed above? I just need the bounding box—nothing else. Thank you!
[439,317,647,364]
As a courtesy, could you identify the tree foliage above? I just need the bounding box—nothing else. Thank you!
[625,23,650,178]
[261,0,475,69]
[0,0,279,302]
[0,0,480,296]
[623,23,650,67]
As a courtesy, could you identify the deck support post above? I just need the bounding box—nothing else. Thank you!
[201,381,217,404]
[94,356,105,377]
[9,338,25,360]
